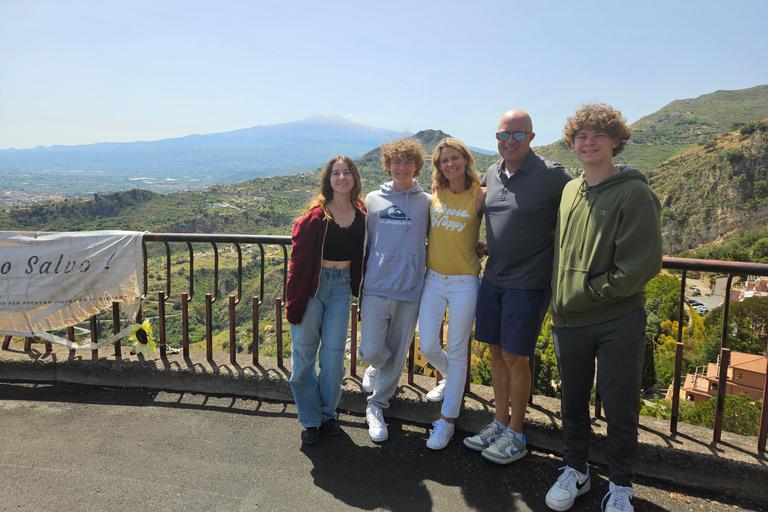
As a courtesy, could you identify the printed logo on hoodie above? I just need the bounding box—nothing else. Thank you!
[379,205,411,225]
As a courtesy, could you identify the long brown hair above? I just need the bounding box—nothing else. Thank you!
[302,155,363,219]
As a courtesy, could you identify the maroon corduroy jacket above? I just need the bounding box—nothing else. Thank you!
[285,204,366,325]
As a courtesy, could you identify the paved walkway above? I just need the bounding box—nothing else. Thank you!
[0,381,759,512]
[1,341,766,511]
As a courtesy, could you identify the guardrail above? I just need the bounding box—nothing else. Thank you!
[2,233,767,452]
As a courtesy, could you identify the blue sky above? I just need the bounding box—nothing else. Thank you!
[1,0,767,152]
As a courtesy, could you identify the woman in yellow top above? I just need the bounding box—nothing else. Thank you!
[419,138,486,450]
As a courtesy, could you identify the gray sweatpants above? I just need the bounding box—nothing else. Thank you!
[552,308,646,487]
[359,294,420,410]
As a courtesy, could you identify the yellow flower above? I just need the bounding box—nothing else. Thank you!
[130,320,155,355]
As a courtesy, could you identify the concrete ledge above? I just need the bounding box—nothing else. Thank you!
[2,341,766,502]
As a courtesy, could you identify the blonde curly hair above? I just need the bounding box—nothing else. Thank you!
[380,138,424,176]
[563,103,632,156]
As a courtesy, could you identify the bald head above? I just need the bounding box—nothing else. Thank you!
[498,109,533,132]
[497,109,535,172]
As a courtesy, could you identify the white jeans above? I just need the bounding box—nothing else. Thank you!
[418,270,480,419]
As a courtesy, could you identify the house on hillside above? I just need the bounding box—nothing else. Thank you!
[667,352,767,405]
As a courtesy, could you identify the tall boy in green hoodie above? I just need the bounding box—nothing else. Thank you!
[545,104,662,512]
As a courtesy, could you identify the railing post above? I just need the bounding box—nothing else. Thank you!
[350,303,358,378]
[158,292,167,358]
[671,341,685,434]
[275,298,284,368]
[713,348,731,443]
[67,327,75,355]
[528,356,535,406]
[112,302,121,357]
[465,335,472,393]
[90,316,98,358]
[759,345,768,452]
[205,293,213,361]
[252,296,260,366]
[407,335,415,385]
[182,293,189,359]
[24,336,32,352]
[229,294,236,364]
[2,335,11,350]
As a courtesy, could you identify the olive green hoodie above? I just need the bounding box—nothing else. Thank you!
[550,165,662,328]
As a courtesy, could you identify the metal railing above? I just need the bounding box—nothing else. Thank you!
[2,234,767,452]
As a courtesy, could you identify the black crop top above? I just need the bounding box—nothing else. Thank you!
[323,209,365,261]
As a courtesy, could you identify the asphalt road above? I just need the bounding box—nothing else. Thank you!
[0,382,761,512]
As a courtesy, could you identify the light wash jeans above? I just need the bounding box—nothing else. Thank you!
[289,267,351,428]
[418,270,480,419]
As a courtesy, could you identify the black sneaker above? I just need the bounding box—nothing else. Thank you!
[301,427,321,445]
[322,417,341,436]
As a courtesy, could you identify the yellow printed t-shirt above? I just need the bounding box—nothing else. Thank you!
[426,183,482,276]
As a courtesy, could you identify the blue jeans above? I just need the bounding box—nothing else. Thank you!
[289,267,351,428]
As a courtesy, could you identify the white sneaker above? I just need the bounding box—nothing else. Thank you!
[463,422,504,451]
[481,430,526,464]
[362,366,379,393]
[426,379,447,402]
[601,482,635,512]
[426,419,454,450]
[545,466,590,511]
[365,404,388,442]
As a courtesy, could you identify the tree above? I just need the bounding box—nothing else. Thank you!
[751,238,768,260]
[683,395,762,437]
[708,297,768,354]
[642,333,656,391]
[533,317,560,397]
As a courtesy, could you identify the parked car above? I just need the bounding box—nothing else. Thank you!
[694,305,709,315]
[692,288,702,296]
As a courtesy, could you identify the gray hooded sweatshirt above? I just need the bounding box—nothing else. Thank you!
[363,180,431,302]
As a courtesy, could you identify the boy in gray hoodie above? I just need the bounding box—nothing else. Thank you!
[360,137,431,442]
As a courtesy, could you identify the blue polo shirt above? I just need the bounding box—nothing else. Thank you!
[482,150,572,289]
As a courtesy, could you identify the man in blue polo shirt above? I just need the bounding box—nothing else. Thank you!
[464,109,572,464]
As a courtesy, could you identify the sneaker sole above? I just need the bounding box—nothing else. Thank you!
[481,448,527,464]
[425,394,444,402]
[463,439,488,452]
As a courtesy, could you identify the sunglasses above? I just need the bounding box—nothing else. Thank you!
[496,131,531,142]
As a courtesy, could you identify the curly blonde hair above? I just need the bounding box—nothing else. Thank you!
[431,138,480,190]
[380,138,424,176]
[563,103,632,156]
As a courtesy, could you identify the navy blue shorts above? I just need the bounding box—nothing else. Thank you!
[474,278,550,357]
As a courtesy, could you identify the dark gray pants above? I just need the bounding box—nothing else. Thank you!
[552,309,646,487]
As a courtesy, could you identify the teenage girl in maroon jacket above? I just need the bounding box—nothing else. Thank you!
[286,155,366,445]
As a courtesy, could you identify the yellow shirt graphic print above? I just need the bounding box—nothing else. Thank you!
[426,184,482,276]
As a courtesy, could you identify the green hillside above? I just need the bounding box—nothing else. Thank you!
[650,119,768,254]
[536,84,768,173]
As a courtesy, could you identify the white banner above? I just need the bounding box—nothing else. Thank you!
[0,231,145,349]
